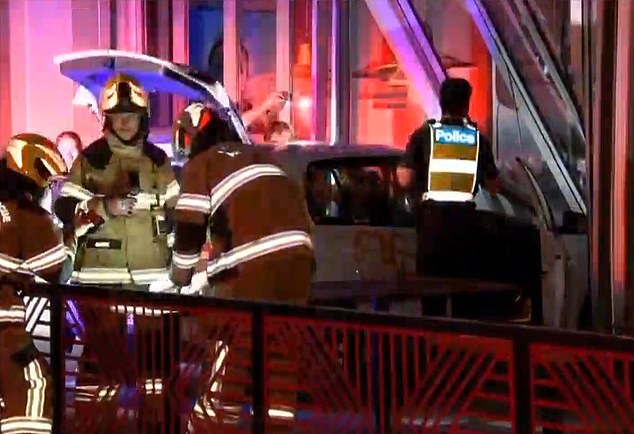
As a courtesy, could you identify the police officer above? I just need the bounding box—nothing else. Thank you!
[168,114,313,432]
[397,78,500,282]
[0,133,70,434]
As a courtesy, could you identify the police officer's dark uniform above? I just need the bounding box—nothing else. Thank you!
[400,79,499,281]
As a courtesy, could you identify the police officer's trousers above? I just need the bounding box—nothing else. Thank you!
[0,282,53,434]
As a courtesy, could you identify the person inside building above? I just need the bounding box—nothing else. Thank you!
[55,130,83,169]
[165,113,314,431]
[264,120,294,146]
[396,77,500,302]
[0,133,73,434]
[54,73,179,287]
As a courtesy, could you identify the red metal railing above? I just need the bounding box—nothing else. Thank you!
[20,283,634,433]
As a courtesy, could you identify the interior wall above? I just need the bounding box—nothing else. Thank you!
[8,0,75,143]
[0,0,12,150]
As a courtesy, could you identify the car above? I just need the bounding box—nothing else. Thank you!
[42,50,586,327]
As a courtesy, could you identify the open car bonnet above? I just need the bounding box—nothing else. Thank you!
[54,49,251,144]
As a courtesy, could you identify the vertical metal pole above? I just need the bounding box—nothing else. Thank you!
[49,287,65,433]
[330,0,350,145]
[588,0,617,332]
[627,4,634,335]
[614,0,634,333]
[224,0,241,103]
[251,309,266,433]
[276,0,292,125]
[513,336,532,434]
[612,0,634,333]
[172,0,189,117]
[311,0,330,141]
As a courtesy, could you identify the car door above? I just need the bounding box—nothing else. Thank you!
[515,158,587,328]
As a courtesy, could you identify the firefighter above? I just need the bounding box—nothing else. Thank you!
[0,133,70,434]
[171,102,215,295]
[168,114,314,432]
[396,78,500,312]
[53,74,179,431]
[54,73,179,286]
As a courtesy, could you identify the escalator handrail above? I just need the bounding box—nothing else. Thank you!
[464,0,587,214]
[514,0,585,138]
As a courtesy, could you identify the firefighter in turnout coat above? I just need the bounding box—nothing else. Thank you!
[169,115,314,431]
[0,134,70,434]
[52,74,179,430]
[54,73,179,287]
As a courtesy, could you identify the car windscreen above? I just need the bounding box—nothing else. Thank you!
[305,157,416,227]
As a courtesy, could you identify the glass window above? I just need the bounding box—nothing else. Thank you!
[349,1,425,149]
[305,157,416,227]
[144,0,173,131]
[189,0,224,75]
[290,0,313,141]
[238,0,277,141]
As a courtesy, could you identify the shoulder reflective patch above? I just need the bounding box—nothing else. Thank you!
[433,125,477,146]
[0,202,11,224]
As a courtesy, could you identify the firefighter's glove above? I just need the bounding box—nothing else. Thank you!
[148,279,180,294]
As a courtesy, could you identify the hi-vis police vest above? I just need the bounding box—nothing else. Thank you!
[424,120,480,202]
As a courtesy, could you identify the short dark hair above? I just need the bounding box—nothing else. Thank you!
[439,78,472,115]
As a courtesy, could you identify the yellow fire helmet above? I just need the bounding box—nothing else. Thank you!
[99,73,150,115]
[6,133,68,188]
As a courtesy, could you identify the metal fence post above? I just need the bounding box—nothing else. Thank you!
[251,308,265,433]
[49,286,65,433]
[513,336,532,434]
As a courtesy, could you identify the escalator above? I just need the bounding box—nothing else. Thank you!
[465,0,586,216]
[363,0,587,219]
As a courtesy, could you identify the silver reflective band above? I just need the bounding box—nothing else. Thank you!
[0,305,26,324]
[0,243,66,275]
[130,268,169,285]
[0,253,22,273]
[24,244,67,273]
[175,193,211,214]
[172,251,201,269]
[71,268,132,285]
[210,164,286,216]
[72,267,169,285]
[0,416,52,434]
[428,159,477,174]
[60,182,97,201]
[207,230,312,278]
[164,180,181,202]
[24,360,47,422]
[422,191,475,202]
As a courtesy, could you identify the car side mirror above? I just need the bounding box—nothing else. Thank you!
[558,210,587,234]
